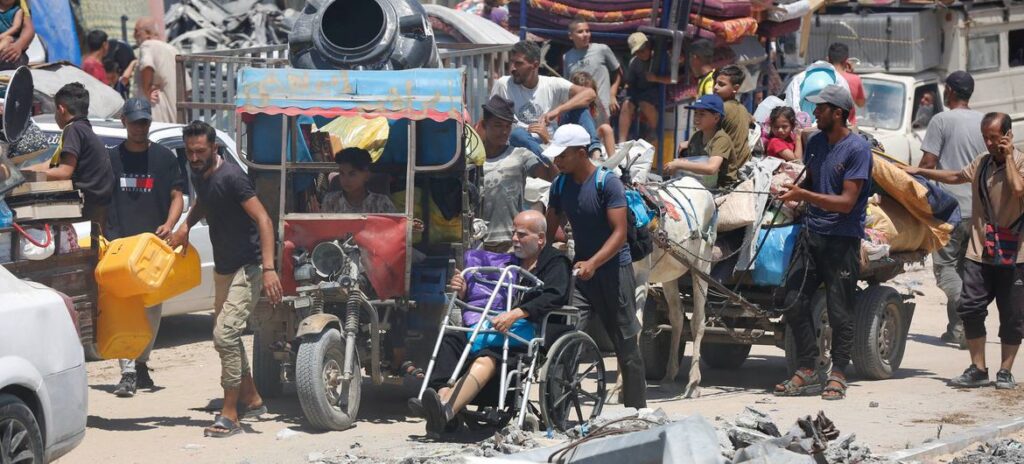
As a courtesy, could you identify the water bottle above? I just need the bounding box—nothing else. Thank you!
[0,199,11,228]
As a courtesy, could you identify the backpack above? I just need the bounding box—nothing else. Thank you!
[552,167,653,262]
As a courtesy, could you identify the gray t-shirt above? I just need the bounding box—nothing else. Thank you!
[482,146,541,245]
[921,108,987,218]
[491,75,573,135]
[563,44,620,117]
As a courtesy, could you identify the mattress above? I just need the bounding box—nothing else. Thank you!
[690,0,752,19]
[689,15,758,43]
[525,0,656,22]
[424,4,519,44]
[757,18,801,38]
[509,9,650,31]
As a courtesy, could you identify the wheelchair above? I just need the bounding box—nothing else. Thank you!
[417,265,607,432]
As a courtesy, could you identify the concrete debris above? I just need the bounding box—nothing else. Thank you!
[823,433,885,464]
[869,401,880,408]
[951,438,1024,464]
[165,0,293,52]
[728,426,775,449]
[735,407,782,438]
[471,425,543,456]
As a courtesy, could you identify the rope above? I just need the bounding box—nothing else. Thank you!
[12,223,52,248]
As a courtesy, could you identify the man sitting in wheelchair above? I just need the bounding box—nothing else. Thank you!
[418,210,572,437]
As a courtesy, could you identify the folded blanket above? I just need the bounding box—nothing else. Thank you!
[526,0,655,22]
[689,15,758,43]
[691,0,753,18]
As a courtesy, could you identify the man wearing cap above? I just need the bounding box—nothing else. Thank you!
[107,98,185,397]
[491,41,600,159]
[826,43,866,126]
[917,70,987,350]
[618,32,671,144]
[664,94,735,188]
[479,95,555,252]
[544,124,647,408]
[776,85,873,401]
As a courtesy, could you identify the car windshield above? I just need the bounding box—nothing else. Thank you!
[857,79,906,131]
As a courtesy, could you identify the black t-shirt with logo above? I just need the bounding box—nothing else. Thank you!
[59,118,114,218]
[106,142,184,240]
[194,161,260,275]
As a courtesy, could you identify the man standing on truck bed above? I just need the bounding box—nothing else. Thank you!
[904,112,1024,391]
[106,98,185,397]
[31,82,114,231]
[918,70,987,350]
[775,85,873,401]
[167,121,283,438]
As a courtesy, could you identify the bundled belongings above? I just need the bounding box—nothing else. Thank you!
[165,0,291,52]
[870,152,959,253]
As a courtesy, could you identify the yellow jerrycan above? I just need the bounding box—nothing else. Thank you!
[95,291,152,360]
[142,244,201,307]
[95,233,175,298]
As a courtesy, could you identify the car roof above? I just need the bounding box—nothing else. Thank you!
[33,114,183,135]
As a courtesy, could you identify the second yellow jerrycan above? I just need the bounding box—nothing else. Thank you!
[95,233,176,298]
[95,291,152,360]
[142,244,201,307]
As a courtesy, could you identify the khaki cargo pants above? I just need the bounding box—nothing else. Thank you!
[213,264,262,389]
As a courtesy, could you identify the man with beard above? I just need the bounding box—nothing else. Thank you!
[775,85,873,401]
[490,40,599,159]
[167,121,283,438]
[417,210,571,438]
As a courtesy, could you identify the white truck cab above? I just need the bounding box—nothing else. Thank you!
[852,3,1024,166]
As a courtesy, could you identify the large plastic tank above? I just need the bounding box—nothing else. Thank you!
[289,0,440,70]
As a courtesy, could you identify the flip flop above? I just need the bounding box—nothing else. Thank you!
[401,361,425,380]
[240,404,267,420]
[204,416,241,438]
[421,389,447,438]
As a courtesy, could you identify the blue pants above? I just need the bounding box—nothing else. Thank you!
[510,108,601,162]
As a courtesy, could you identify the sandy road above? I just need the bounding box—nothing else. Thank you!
[63,264,1024,463]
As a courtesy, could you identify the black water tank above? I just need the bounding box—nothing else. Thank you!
[289,0,440,70]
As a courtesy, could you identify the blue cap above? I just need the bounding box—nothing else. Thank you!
[685,94,725,116]
[122,98,152,123]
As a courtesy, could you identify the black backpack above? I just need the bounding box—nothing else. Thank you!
[552,167,653,262]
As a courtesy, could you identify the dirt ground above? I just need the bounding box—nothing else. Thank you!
[62,263,1024,464]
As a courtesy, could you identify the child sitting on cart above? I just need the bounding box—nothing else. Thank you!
[322,147,424,379]
[416,210,571,438]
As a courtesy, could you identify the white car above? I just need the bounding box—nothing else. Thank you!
[0,264,87,463]
[33,116,246,317]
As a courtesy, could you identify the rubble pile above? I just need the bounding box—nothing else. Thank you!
[717,407,884,464]
[951,438,1024,464]
[164,0,295,52]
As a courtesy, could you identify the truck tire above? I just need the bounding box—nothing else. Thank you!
[852,286,906,380]
[0,393,44,464]
[253,330,283,398]
[700,343,752,369]
[296,328,362,431]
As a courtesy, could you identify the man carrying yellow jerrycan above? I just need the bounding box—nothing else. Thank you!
[94,98,187,397]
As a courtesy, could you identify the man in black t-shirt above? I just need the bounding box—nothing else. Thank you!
[108,98,185,398]
[31,82,114,230]
[168,121,282,438]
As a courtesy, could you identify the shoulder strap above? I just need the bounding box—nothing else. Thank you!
[977,156,998,226]
[552,174,566,196]
[594,167,610,205]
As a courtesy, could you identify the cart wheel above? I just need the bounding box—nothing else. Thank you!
[253,330,283,398]
[639,293,685,380]
[296,328,362,431]
[852,286,906,380]
[540,331,606,432]
[700,343,752,369]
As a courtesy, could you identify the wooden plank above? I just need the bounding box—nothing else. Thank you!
[8,180,74,197]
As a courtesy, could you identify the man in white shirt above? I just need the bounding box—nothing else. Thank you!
[491,41,599,160]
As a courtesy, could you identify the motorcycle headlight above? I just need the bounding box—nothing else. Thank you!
[310,240,346,278]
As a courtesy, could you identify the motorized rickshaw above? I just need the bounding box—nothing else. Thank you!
[234,67,476,431]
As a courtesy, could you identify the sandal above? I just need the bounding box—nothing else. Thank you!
[204,416,241,438]
[774,368,823,397]
[240,403,267,420]
[822,373,848,401]
[401,361,425,380]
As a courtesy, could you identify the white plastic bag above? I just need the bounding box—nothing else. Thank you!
[17,224,54,261]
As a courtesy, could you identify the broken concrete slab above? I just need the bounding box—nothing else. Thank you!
[886,416,1024,462]
[505,415,725,464]
[735,407,782,438]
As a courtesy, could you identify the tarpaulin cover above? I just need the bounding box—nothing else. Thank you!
[871,154,957,252]
[236,68,465,123]
[27,0,81,65]
[282,217,408,299]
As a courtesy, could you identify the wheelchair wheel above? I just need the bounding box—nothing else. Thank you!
[540,331,606,432]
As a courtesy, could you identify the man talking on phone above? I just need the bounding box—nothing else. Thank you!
[904,112,1024,391]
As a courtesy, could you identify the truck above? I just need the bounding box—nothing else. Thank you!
[806,2,1024,166]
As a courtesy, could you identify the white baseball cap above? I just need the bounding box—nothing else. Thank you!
[541,124,590,159]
